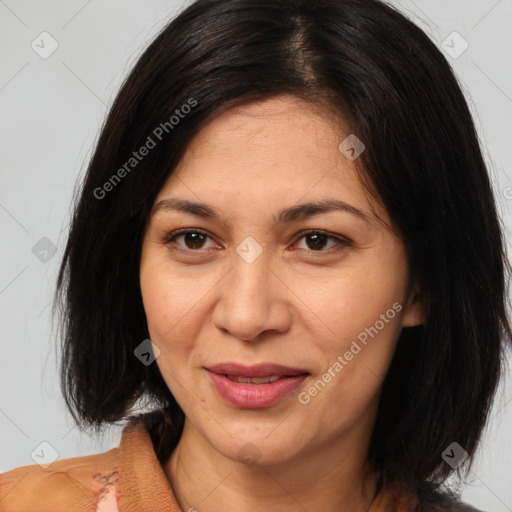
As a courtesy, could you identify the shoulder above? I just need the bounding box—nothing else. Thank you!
[0,447,119,511]
[378,475,485,512]
[418,503,484,512]
[418,503,483,512]
[416,487,485,512]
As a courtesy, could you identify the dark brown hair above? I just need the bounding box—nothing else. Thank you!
[54,0,512,502]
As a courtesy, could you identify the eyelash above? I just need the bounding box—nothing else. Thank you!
[162,228,351,256]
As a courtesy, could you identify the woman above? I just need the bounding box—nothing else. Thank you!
[1,0,509,510]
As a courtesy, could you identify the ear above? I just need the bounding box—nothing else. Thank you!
[401,283,426,327]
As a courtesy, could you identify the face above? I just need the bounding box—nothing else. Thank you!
[139,94,424,467]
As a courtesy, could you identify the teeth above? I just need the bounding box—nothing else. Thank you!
[225,375,282,384]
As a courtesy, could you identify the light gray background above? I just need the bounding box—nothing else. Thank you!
[1,1,511,510]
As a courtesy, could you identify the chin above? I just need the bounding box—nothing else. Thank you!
[212,432,300,467]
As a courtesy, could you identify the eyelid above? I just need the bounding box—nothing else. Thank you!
[162,227,351,255]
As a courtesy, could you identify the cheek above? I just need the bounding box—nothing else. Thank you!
[140,257,200,349]
[140,281,200,397]
[304,266,405,348]
[303,292,403,433]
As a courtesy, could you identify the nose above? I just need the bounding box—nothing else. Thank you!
[211,250,292,342]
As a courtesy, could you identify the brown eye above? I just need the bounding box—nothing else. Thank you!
[182,232,207,249]
[304,232,329,250]
[294,230,350,253]
[164,229,217,251]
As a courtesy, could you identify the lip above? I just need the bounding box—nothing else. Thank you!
[206,363,309,409]
[206,362,308,378]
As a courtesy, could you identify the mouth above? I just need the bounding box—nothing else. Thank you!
[221,374,288,384]
[205,363,309,408]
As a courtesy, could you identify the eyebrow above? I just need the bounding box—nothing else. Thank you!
[150,197,374,226]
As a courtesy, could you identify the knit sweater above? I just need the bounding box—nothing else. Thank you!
[0,418,481,512]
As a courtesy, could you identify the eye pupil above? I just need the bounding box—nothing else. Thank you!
[306,233,327,250]
[185,232,206,249]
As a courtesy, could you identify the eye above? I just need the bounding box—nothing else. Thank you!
[292,230,350,254]
[164,228,218,251]
[163,228,350,255]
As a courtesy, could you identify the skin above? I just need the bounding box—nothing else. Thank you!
[139,94,425,512]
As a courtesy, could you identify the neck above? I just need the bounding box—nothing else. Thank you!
[164,417,381,512]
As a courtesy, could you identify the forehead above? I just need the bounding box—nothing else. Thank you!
[183,95,343,165]
[154,95,388,227]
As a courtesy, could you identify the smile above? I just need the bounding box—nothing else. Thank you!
[206,363,309,409]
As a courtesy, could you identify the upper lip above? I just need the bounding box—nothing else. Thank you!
[206,363,309,378]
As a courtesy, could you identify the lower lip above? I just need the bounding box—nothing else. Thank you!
[207,371,308,409]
